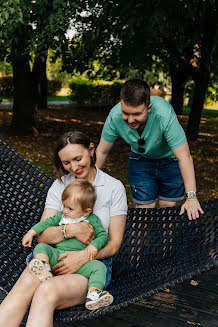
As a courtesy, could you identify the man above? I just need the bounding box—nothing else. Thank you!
[96,79,203,220]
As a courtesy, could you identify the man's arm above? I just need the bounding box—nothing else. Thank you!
[172,141,204,220]
[96,137,114,169]
[37,208,94,244]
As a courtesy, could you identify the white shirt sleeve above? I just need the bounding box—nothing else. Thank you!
[44,179,65,211]
[110,180,128,217]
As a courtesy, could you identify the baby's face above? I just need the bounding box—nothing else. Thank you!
[62,197,87,219]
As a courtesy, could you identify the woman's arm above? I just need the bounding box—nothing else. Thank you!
[95,214,127,259]
[37,208,94,244]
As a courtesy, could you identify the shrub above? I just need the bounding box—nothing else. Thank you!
[47,80,62,96]
[204,87,218,105]
[0,76,14,97]
[69,80,122,106]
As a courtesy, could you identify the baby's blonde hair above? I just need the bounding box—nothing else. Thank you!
[62,179,96,211]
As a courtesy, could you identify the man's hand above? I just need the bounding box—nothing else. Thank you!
[86,244,98,261]
[22,229,37,247]
[180,198,204,220]
[66,221,95,244]
[52,250,89,275]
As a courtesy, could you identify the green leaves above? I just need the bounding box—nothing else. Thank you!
[0,0,79,66]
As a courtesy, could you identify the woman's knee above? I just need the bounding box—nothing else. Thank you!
[18,267,40,289]
[33,280,58,305]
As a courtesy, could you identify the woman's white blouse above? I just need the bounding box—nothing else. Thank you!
[45,167,128,232]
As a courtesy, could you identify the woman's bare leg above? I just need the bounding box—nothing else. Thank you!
[26,274,89,327]
[0,267,41,327]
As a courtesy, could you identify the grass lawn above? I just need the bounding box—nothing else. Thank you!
[0,104,217,206]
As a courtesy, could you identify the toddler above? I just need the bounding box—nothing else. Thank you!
[22,179,113,310]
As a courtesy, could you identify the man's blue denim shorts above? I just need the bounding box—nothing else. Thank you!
[128,152,185,204]
[26,253,112,289]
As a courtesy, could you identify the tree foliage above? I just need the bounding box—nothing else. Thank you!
[0,0,77,134]
[68,0,217,139]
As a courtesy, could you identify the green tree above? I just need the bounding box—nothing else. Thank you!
[0,0,76,134]
[70,0,217,139]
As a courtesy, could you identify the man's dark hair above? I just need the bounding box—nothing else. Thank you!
[120,79,150,107]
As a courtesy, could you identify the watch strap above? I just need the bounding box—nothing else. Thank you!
[61,224,68,240]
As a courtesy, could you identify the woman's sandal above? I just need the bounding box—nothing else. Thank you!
[28,258,53,282]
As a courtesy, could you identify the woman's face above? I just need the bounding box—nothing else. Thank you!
[58,143,95,180]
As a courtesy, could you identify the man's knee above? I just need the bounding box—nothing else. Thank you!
[135,202,156,208]
[158,200,176,208]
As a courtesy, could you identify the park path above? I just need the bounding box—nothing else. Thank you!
[0,100,71,107]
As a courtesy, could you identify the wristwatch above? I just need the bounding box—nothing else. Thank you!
[61,224,68,240]
[186,191,197,199]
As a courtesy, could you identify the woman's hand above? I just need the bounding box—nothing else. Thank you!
[180,198,204,220]
[22,229,37,247]
[52,250,89,275]
[66,221,95,244]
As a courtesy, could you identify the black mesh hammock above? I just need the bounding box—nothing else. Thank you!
[0,139,217,324]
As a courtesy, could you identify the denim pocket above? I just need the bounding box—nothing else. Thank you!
[129,152,142,160]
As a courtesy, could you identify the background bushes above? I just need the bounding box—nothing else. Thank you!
[69,80,122,105]
[47,80,62,96]
[0,77,62,98]
[0,76,14,97]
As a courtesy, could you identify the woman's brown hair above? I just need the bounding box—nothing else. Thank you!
[54,131,96,179]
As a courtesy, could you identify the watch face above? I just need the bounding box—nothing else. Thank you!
[187,191,196,198]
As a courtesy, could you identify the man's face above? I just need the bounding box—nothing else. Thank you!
[121,100,152,130]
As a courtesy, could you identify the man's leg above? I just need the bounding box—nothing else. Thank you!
[135,202,156,208]
[158,158,185,207]
[158,200,176,207]
[128,153,158,208]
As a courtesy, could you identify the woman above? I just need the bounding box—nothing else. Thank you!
[0,131,127,327]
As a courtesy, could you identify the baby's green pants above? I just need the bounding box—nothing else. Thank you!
[33,243,107,290]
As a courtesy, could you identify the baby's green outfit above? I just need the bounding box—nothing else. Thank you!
[32,212,109,290]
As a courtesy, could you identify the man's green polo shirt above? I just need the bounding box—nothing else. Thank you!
[102,96,186,159]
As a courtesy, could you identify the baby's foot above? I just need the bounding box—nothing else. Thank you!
[29,258,53,282]
[85,287,113,310]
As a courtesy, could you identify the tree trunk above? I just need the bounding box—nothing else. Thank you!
[11,55,35,135]
[170,63,188,115]
[186,3,217,141]
[33,55,48,109]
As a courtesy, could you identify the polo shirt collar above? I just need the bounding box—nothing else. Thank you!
[92,166,105,187]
